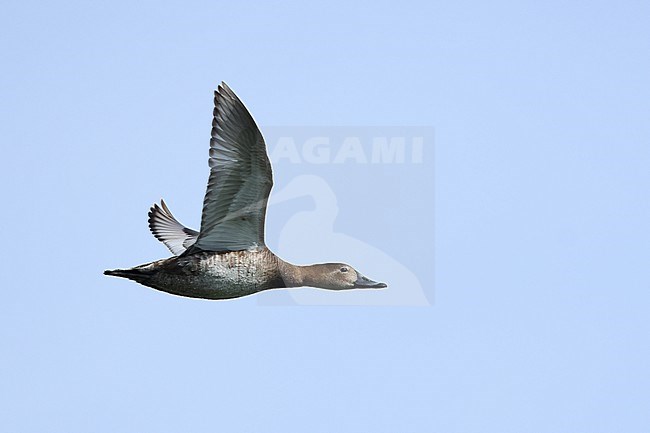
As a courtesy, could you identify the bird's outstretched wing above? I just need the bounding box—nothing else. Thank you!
[148,199,199,255]
[189,82,273,253]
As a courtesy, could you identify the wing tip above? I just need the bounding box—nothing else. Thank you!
[148,199,174,240]
[215,81,239,103]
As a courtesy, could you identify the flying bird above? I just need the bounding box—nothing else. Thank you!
[104,83,387,299]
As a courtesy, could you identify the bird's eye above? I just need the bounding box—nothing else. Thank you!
[340,267,349,273]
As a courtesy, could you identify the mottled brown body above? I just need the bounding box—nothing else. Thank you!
[107,248,288,300]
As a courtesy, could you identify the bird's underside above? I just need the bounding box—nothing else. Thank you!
[105,248,286,300]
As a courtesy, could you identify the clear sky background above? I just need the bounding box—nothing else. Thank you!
[2,1,649,432]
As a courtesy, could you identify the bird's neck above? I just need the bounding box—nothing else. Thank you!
[276,259,306,287]
[276,259,334,289]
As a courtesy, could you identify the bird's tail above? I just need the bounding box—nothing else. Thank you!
[104,267,154,285]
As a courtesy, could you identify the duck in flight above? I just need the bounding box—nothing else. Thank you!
[104,83,387,300]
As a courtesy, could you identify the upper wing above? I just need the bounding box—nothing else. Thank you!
[190,82,273,252]
[148,199,199,255]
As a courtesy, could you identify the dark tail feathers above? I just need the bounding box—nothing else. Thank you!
[104,267,153,285]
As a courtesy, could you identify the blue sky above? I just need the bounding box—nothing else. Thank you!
[1,0,649,431]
